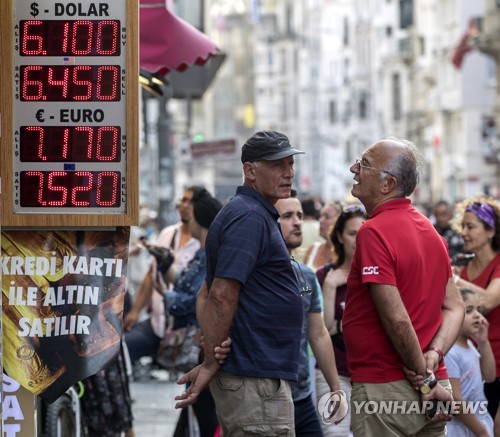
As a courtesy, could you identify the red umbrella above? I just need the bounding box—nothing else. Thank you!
[140,0,220,75]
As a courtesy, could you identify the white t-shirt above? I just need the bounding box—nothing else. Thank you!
[444,340,494,437]
[150,223,200,337]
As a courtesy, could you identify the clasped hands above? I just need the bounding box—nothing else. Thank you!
[403,350,453,422]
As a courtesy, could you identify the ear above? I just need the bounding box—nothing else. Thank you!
[243,162,256,180]
[380,175,398,195]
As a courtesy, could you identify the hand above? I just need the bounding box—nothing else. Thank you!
[175,362,219,408]
[403,366,432,390]
[471,314,490,345]
[324,268,348,289]
[123,309,139,331]
[451,265,464,277]
[421,383,453,422]
[424,350,441,373]
[214,337,232,364]
[129,244,143,257]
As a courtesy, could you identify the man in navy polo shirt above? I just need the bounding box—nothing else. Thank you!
[175,130,305,436]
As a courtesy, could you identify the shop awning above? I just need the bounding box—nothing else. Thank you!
[140,0,220,75]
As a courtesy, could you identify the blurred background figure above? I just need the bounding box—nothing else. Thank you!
[158,188,223,437]
[123,186,203,376]
[315,205,367,437]
[126,208,158,317]
[433,200,464,260]
[294,197,322,262]
[453,197,500,436]
[303,202,342,271]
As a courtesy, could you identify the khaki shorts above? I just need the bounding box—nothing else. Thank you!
[209,371,295,436]
[351,379,452,437]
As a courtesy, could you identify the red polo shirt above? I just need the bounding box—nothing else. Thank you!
[343,199,451,383]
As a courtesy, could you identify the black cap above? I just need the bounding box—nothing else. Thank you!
[241,130,305,163]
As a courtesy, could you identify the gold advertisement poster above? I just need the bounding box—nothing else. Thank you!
[1,228,130,402]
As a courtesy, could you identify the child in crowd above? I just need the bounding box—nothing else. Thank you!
[444,288,496,437]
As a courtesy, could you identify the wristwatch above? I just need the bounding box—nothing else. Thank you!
[419,373,438,394]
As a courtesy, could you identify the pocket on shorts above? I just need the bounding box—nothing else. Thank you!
[242,423,292,435]
[214,373,243,391]
[259,379,294,425]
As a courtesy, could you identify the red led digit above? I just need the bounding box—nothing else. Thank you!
[72,66,93,101]
[72,21,93,55]
[97,21,118,55]
[24,171,47,205]
[47,172,69,206]
[47,66,69,99]
[61,21,70,54]
[60,128,69,159]
[97,127,119,160]
[22,21,46,55]
[96,66,119,101]
[22,126,45,161]
[20,20,120,56]
[72,172,93,206]
[74,127,93,159]
[96,172,119,206]
[22,66,45,101]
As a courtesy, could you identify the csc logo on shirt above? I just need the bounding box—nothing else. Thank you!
[362,266,379,275]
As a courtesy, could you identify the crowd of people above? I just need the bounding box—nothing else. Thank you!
[117,131,500,437]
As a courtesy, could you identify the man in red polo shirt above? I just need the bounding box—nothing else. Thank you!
[343,138,465,436]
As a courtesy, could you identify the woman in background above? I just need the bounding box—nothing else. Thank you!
[303,202,342,271]
[454,197,500,436]
[315,206,367,437]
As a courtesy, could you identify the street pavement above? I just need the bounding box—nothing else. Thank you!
[130,369,185,436]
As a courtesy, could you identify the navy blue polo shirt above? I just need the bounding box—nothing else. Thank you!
[205,186,303,381]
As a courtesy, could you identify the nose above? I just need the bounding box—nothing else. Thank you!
[350,162,359,174]
[284,165,295,178]
[293,215,302,226]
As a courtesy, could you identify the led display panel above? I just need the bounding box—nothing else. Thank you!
[4,0,138,224]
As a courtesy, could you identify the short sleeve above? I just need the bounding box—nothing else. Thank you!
[309,276,323,313]
[355,225,397,286]
[443,346,463,379]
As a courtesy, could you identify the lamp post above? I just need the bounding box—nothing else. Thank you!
[157,84,177,230]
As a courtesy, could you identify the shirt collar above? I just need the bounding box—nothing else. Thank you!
[236,185,280,220]
[369,198,412,219]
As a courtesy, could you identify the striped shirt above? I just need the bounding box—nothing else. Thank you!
[205,186,303,381]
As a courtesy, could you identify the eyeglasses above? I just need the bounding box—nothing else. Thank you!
[290,257,313,296]
[354,159,395,178]
[178,197,192,205]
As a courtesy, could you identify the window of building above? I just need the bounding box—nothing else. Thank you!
[343,17,349,46]
[399,0,413,29]
[392,73,402,121]
[329,100,337,124]
[359,92,368,119]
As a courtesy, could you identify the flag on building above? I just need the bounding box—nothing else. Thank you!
[451,18,478,69]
